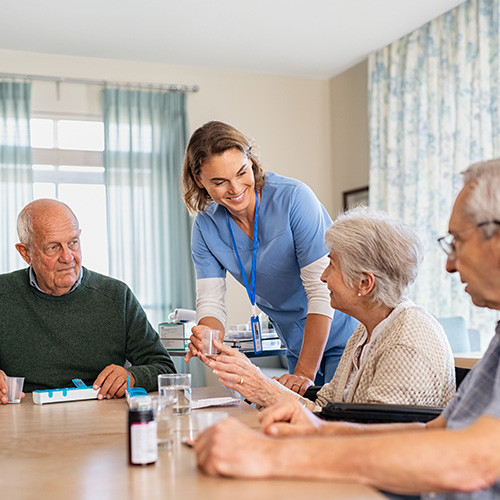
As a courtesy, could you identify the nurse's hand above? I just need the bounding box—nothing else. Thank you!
[185,325,224,362]
[274,373,314,396]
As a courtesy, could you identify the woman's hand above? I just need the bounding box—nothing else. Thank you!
[202,339,280,407]
[259,401,325,437]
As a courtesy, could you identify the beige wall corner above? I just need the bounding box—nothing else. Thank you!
[329,59,370,218]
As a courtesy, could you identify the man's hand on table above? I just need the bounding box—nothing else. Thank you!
[93,365,134,399]
[259,400,325,437]
[194,417,274,478]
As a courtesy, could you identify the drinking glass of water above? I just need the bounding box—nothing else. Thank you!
[158,373,192,415]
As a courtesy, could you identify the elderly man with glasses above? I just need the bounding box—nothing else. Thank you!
[194,160,500,500]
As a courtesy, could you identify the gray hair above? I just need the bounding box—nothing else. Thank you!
[461,159,500,238]
[17,205,35,246]
[17,199,78,247]
[324,207,424,308]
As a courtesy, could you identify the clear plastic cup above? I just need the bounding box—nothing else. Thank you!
[150,395,174,451]
[192,410,228,436]
[5,376,24,404]
[201,329,220,358]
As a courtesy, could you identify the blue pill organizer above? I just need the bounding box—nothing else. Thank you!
[32,379,100,405]
[125,376,149,406]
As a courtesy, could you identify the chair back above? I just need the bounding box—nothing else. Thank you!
[436,316,471,353]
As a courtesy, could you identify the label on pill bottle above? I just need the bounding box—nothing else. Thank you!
[128,408,158,466]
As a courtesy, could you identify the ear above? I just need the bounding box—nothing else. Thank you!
[358,273,375,296]
[15,243,32,265]
[193,174,205,189]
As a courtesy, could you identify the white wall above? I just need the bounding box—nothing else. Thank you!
[1,49,370,326]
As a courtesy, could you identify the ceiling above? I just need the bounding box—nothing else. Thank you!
[0,0,465,79]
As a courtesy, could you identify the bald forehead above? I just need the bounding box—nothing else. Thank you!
[34,206,78,232]
[18,200,80,244]
[26,199,77,222]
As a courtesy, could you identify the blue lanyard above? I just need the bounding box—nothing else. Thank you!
[225,188,259,313]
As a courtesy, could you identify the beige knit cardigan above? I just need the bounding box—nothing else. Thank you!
[313,306,456,410]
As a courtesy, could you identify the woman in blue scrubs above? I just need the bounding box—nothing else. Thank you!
[182,121,358,394]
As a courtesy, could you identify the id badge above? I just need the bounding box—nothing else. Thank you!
[250,315,263,354]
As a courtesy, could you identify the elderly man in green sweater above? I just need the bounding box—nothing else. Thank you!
[0,199,175,404]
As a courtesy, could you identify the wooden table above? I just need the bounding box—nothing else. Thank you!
[454,354,481,369]
[1,386,387,500]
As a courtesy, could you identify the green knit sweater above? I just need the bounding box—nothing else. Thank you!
[0,267,175,392]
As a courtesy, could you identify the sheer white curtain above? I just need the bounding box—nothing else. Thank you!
[369,0,500,338]
[102,88,195,330]
[0,81,33,272]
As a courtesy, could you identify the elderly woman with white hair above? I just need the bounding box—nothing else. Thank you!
[199,207,456,410]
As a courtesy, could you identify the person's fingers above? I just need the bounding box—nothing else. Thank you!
[194,425,226,477]
[259,403,295,428]
[263,422,304,437]
[111,379,128,398]
[97,374,115,399]
[94,365,128,399]
[214,371,244,386]
[276,374,312,394]
[297,378,313,396]
[93,365,113,392]
[186,339,200,361]
[198,352,221,367]
[189,335,203,351]
[105,371,128,398]
[281,376,298,390]
[208,354,249,369]
[212,339,243,358]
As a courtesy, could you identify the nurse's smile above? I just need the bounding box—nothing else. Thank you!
[195,147,257,220]
[227,190,247,202]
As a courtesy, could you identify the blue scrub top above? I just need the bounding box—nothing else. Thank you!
[192,172,358,379]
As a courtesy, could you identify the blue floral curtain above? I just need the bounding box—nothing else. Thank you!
[0,81,33,272]
[369,0,500,339]
[102,89,195,329]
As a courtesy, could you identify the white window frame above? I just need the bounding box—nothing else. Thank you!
[31,113,104,189]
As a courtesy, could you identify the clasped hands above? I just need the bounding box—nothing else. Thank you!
[194,400,329,477]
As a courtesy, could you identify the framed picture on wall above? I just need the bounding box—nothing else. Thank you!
[343,186,369,210]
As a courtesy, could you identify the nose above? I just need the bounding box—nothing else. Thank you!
[59,245,74,263]
[445,255,457,274]
[320,267,328,283]
[227,179,241,194]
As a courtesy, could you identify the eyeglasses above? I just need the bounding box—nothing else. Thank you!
[437,220,500,258]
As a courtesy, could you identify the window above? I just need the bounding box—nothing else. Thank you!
[30,116,109,275]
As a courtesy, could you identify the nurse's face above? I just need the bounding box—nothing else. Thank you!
[195,148,256,217]
[321,252,359,317]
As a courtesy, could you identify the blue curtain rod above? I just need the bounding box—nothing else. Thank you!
[0,72,199,93]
